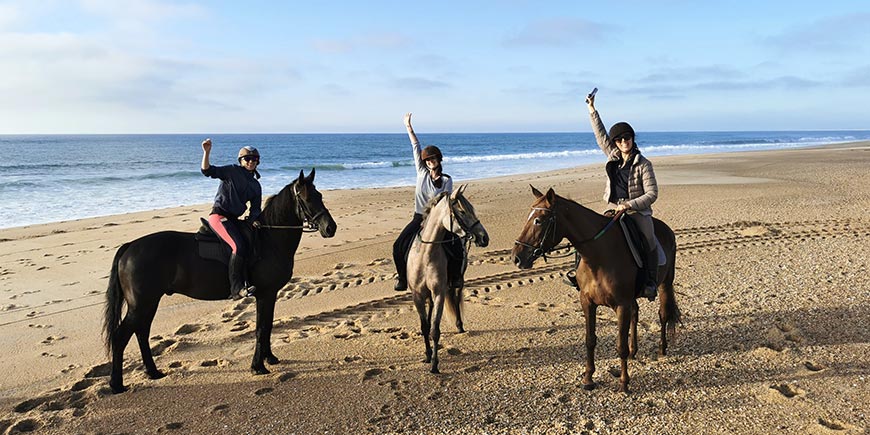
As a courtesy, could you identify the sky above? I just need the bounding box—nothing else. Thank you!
[0,0,868,134]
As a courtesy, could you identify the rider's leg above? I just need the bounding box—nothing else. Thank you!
[629,213,658,300]
[445,234,465,290]
[209,215,253,299]
[392,214,423,291]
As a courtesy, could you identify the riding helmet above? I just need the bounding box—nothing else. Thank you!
[238,146,260,161]
[421,145,443,161]
[608,122,635,141]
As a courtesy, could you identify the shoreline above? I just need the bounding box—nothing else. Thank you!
[2,140,866,235]
[1,142,868,434]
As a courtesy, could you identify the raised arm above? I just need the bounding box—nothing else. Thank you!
[586,93,617,156]
[201,138,212,171]
[405,113,425,171]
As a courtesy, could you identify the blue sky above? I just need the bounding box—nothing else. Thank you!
[0,0,868,133]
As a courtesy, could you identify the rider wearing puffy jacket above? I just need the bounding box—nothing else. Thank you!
[586,93,659,300]
[201,138,262,300]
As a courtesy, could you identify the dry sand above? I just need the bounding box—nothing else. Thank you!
[0,143,867,434]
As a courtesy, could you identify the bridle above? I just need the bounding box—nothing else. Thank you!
[257,183,325,232]
[419,197,482,245]
[514,205,624,262]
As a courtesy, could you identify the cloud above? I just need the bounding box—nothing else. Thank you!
[503,18,606,48]
[762,12,870,53]
[623,75,823,96]
[639,65,745,84]
[392,77,450,90]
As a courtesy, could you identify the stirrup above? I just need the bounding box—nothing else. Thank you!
[564,270,579,289]
[642,284,657,301]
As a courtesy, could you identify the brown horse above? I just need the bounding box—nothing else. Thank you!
[511,186,680,393]
[408,186,489,373]
[103,169,336,393]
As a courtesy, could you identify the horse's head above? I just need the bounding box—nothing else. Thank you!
[292,168,337,238]
[448,185,489,247]
[512,185,562,269]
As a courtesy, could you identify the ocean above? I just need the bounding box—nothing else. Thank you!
[1,130,868,229]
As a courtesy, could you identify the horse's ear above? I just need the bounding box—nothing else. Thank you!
[306,168,316,183]
[457,184,467,196]
[545,187,556,204]
[531,185,544,199]
[297,169,305,184]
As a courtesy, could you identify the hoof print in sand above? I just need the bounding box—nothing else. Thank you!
[157,422,184,432]
[174,323,205,335]
[277,372,297,383]
[768,383,806,399]
[362,368,383,381]
[254,387,274,396]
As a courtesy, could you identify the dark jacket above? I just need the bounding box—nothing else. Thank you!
[202,164,262,220]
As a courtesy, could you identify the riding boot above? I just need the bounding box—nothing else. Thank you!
[642,248,658,301]
[447,239,465,290]
[229,254,254,300]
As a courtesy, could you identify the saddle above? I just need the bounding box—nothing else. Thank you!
[195,218,258,266]
[616,213,666,270]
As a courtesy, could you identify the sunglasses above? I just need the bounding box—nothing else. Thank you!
[241,156,260,163]
[614,135,633,143]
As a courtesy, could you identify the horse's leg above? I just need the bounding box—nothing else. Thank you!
[251,296,277,374]
[616,304,632,393]
[451,287,465,333]
[109,314,136,393]
[581,296,597,390]
[413,292,432,363]
[134,301,165,380]
[629,300,639,359]
[430,292,446,374]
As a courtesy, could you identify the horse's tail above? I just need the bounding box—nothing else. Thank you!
[103,242,131,355]
[660,223,682,340]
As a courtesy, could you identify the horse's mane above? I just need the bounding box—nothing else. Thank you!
[260,181,297,224]
[421,191,450,221]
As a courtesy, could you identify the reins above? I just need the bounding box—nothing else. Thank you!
[255,182,323,232]
[514,206,624,262]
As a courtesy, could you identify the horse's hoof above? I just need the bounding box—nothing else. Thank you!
[617,385,631,394]
[251,366,270,375]
[265,355,279,365]
[110,383,128,394]
[147,370,166,380]
[430,367,440,374]
[582,382,596,391]
[456,326,466,334]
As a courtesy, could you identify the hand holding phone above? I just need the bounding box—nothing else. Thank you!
[586,87,598,105]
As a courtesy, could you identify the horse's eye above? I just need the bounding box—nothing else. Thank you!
[533,217,541,225]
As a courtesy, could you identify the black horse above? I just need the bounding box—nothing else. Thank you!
[103,169,336,393]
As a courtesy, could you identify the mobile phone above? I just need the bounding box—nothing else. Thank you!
[588,87,598,99]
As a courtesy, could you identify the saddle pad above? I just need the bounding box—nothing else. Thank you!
[618,219,666,268]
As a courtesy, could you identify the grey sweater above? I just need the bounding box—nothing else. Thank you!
[412,141,452,215]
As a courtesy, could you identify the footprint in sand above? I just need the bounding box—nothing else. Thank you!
[7,418,42,433]
[41,351,66,358]
[199,359,221,367]
[151,339,178,356]
[816,417,857,431]
[254,387,274,396]
[210,404,230,414]
[277,372,297,383]
[157,422,184,432]
[84,363,112,378]
[803,361,826,372]
[41,335,65,345]
[768,383,806,399]
[362,368,384,381]
[174,323,205,335]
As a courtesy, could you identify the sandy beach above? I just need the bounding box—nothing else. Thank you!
[1,143,868,434]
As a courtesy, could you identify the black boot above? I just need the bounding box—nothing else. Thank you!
[564,270,579,289]
[394,277,408,291]
[642,249,658,301]
[229,254,254,300]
